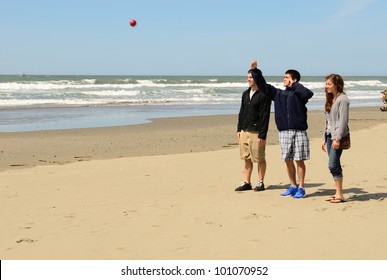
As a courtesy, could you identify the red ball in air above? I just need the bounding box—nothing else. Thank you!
[129,19,137,27]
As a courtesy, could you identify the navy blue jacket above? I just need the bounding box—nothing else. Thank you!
[265,82,314,131]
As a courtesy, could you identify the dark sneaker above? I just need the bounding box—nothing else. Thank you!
[293,187,306,198]
[254,181,265,192]
[235,182,252,192]
[281,185,298,196]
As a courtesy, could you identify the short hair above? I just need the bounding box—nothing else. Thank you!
[286,69,301,82]
[325,73,344,93]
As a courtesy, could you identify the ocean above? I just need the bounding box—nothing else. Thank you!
[0,75,386,132]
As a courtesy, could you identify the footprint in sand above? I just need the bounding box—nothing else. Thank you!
[244,212,271,219]
[21,226,32,229]
[205,221,223,227]
[341,203,354,211]
[64,213,76,218]
[16,238,36,244]
[123,210,137,218]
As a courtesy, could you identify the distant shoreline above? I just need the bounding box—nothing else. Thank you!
[1,106,386,172]
[1,75,384,132]
[0,103,385,133]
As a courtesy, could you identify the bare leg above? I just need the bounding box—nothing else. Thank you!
[244,159,253,183]
[295,160,306,188]
[285,160,297,186]
[258,160,266,182]
[334,178,344,198]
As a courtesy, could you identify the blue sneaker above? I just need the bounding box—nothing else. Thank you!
[281,185,298,196]
[293,187,305,199]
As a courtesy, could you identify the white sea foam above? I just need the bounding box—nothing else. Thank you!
[0,75,385,131]
[0,76,385,109]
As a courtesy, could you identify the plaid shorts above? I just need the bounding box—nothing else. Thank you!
[278,130,310,161]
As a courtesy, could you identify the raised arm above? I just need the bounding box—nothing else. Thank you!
[250,59,258,69]
[291,82,314,102]
[250,59,276,100]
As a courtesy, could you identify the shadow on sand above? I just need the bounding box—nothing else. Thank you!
[268,183,387,202]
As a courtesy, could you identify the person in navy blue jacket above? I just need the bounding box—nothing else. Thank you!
[235,67,272,192]
[250,59,314,198]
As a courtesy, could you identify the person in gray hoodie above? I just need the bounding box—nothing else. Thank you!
[321,74,350,203]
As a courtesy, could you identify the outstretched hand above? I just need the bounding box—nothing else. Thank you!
[250,59,257,69]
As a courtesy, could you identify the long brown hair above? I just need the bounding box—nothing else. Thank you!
[325,74,345,112]
[325,88,334,112]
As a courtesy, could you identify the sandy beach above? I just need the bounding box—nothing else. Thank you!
[1,106,387,259]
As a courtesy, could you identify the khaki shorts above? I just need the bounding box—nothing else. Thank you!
[239,130,266,162]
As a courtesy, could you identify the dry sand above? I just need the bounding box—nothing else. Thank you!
[1,106,386,259]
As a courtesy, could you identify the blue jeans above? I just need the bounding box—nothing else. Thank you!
[326,135,343,179]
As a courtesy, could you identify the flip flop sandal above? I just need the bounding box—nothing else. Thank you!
[330,198,345,203]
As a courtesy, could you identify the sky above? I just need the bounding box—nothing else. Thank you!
[1,0,386,76]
